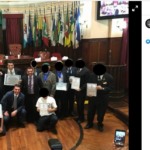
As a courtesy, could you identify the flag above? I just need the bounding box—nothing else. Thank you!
[58,10,64,45]
[64,6,71,47]
[33,12,38,47]
[27,11,33,46]
[0,10,2,27]
[42,15,49,47]
[50,15,55,46]
[53,10,58,44]
[70,11,75,47]
[75,6,81,49]
[37,15,42,47]
[23,14,28,48]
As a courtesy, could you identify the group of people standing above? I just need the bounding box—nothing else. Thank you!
[0,58,113,136]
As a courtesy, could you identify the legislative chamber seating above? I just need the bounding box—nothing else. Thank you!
[9,44,22,57]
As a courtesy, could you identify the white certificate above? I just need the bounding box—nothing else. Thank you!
[56,82,67,91]
[0,104,3,118]
[4,74,21,86]
[87,83,97,97]
[39,103,49,116]
[71,77,80,90]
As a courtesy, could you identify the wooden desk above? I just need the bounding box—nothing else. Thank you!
[0,55,34,69]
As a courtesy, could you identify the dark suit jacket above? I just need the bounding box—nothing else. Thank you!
[75,67,90,90]
[1,91,25,113]
[87,72,114,100]
[53,68,68,83]
[2,68,23,76]
[21,75,43,96]
[64,66,77,83]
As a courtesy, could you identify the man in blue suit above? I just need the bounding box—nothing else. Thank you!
[1,84,26,130]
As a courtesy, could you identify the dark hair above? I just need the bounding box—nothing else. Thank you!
[93,63,106,75]
[65,58,73,67]
[7,60,14,64]
[39,88,49,97]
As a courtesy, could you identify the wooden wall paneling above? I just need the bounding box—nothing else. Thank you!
[98,39,109,64]
[109,37,122,65]
[80,40,91,69]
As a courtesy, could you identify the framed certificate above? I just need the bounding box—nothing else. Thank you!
[39,103,49,116]
[87,83,97,97]
[71,77,80,90]
[56,82,67,91]
[4,74,21,86]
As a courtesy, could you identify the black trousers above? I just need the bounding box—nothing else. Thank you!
[75,90,86,121]
[87,97,109,125]
[67,88,75,115]
[55,90,67,118]
[25,94,39,122]
[37,114,58,131]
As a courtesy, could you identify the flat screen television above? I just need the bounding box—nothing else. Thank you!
[97,0,129,20]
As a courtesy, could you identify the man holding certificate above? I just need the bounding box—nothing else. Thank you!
[53,61,68,119]
[84,63,114,132]
[2,61,23,94]
[74,59,90,123]
[36,88,58,134]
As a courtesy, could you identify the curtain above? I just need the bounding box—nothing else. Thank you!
[120,18,128,90]
[3,14,23,54]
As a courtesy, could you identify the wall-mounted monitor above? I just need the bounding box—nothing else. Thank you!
[97,0,129,20]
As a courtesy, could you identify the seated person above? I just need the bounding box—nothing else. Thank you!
[36,88,58,134]
[1,84,26,130]
[0,104,6,136]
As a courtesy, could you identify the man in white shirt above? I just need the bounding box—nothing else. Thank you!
[36,88,58,134]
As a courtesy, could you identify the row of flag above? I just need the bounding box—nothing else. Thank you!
[23,6,81,49]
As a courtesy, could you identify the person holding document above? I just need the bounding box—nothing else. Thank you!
[36,88,58,134]
[84,63,114,132]
[2,61,23,94]
[64,58,77,117]
[74,59,90,123]
[53,61,68,119]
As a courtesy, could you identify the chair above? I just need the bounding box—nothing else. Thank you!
[39,51,50,60]
[51,52,62,60]
[0,54,4,60]
[9,44,22,57]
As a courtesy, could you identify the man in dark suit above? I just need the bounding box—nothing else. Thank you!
[64,58,77,116]
[2,61,23,94]
[74,59,90,123]
[1,84,26,130]
[21,67,43,123]
[53,61,68,119]
[84,63,114,132]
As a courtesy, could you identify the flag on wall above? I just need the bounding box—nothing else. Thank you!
[75,6,81,49]
[50,15,55,46]
[42,13,49,47]
[64,6,71,47]
[27,11,33,46]
[0,10,2,27]
[23,14,28,48]
[37,15,42,47]
[58,10,64,45]
[70,10,75,48]
[33,12,38,47]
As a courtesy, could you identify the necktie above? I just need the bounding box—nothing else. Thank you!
[13,95,17,110]
[10,70,13,75]
[28,76,32,94]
